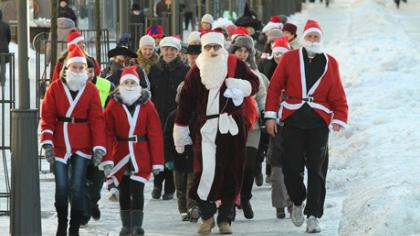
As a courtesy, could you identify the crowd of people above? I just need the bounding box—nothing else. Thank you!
[39,3,348,236]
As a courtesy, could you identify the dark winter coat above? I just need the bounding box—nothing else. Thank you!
[0,12,11,56]
[258,58,278,80]
[58,6,78,26]
[156,1,171,17]
[148,56,189,128]
[164,109,194,173]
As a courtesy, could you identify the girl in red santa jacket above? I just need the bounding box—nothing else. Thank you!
[100,66,164,236]
[40,44,107,236]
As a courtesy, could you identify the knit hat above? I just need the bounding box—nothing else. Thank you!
[212,17,234,31]
[120,65,139,85]
[272,36,290,55]
[201,31,225,47]
[235,3,262,31]
[187,31,201,45]
[139,35,155,49]
[262,16,283,33]
[159,36,181,51]
[146,25,164,39]
[229,35,257,70]
[66,44,87,66]
[283,23,298,36]
[201,14,214,25]
[66,28,84,48]
[267,29,283,43]
[303,19,322,38]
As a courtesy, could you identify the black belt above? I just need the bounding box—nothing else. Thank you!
[206,114,220,120]
[116,135,148,142]
[283,96,321,103]
[57,116,88,123]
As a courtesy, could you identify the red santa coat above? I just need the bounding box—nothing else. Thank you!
[265,48,348,128]
[101,98,164,186]
[40,80,107,163]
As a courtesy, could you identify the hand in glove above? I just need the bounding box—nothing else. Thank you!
[43,144,55,164]
[152,168,161,175]
[92,149,106,167]
[175,146,185,154]
[165,161,174,170]
[108,187,119,202]
[103,164,113,177]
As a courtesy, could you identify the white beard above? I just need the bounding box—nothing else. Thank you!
[120,86,141,106]
[303,40,325,55]
[196,48,228,90]
[65,70,88,91]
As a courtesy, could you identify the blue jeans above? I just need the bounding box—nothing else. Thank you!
[55,154,89,210]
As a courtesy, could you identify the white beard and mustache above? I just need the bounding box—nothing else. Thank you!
[65,70,88,91]
[196,48,228,90]
[119,85,141,106]
[303,40,325,55]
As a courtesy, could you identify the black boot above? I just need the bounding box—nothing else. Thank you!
[241,200,254,219]
[119,210,131,236]
[69,209,83,236]
[56,204,68,236]
[130,210,145,236]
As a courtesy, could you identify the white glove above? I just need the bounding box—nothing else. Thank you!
[225,78,252,96]
[103,164,113,177]
[108,187,119,202]
[223,87,245,106]
[173,125,192,154]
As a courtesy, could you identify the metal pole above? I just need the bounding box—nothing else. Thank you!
[171,0,179,36]
[10,0,41,235]
[95,0,101,65]
[119,0,129,37]
[197,0,202,25]
[50,0,58,80]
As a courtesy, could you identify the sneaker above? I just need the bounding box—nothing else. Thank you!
[291,204,305,227]
[306,216,321,233]
[241,200,254,219]
[162,192,174,200]
[255,173,264,187]
[91,206,100,220]
[151,187,162,199]
[276,208,286,219]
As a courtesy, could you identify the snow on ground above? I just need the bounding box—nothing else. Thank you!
[1,0,420,235]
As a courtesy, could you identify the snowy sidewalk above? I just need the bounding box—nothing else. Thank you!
[2,0,420,235]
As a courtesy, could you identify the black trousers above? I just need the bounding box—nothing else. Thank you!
[255,132,270,177]
[119,175,145,211]
[197,199,235,224]
[241,147,258,201]
[83,164,104,217]
[281,125,329,218]
[153,168,175,194]
[184,12,193,30]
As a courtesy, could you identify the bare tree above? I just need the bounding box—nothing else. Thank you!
[95,0,101,65]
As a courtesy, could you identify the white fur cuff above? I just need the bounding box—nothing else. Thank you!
[225,78,252,96]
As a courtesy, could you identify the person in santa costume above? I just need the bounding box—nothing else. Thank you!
[265,19,348,233]
[173,31,259,234]
[40,44,107,236]
[51,28,100,83]
[100,66,164,236]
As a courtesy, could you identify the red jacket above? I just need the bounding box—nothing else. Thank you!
[265,48,348,127]
[40,80,107,163]
[101,98,164,186]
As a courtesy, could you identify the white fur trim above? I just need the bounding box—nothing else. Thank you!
[262,22,283,33]
[93,146,107,155]
[119,74,139,84]
[67,36,84,46]
[152,164,164,172]
[331,119,347,129]
[75,150,92,159]
[122,105,141,173]
[201,32,225,47]
[110,155,130,177]
[303,28,323,38]
[264,111,277,119]
[41,129,54,135]
[272,47,288,55]
[130,175,148,184]
[173,125,192,147]
[98,160,114,171]
[41,140,53,147]
[66,56,87,66]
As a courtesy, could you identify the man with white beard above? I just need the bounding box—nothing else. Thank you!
[173,31,259,235]
[265,19,348,233]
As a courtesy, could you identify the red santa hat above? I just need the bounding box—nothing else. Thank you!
[200,31,225,47]
[65,44,87,66]
[119,66,139,85]
[262,16,283,33]
[303,19,323,38]
[231,26,249,41]
[272,36,290,55]
[66,29,84,48]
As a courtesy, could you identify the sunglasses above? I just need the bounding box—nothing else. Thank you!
[203,44,222,51]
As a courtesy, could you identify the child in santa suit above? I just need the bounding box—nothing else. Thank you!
[40,44,107,236]
[100,66,164,236]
